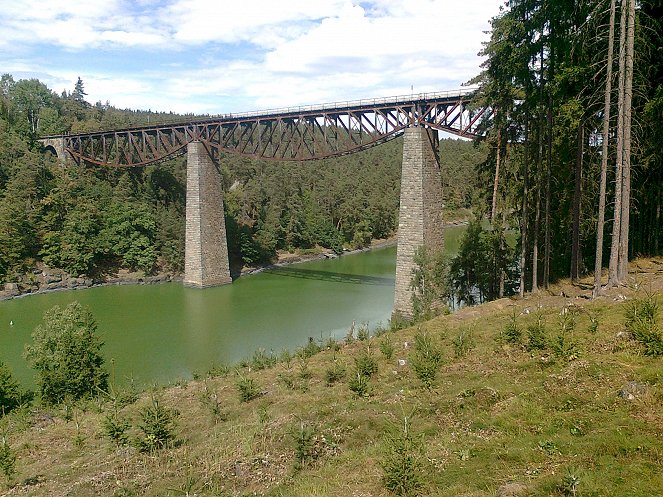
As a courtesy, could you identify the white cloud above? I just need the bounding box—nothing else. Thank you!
[0,0,502,113]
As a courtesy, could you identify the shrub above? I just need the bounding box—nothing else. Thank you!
[24,302,108,405]
[410,331,443,389]
[249,348,277,371]
[103,411,131,447]
[452,325,476,358]
[297,338,322,359]
[349,371,370,397]
[325,362,346,386]
[381,417,424,497]
[624,293,663,356]
[553,308,580,361]
[0,436,16,483]
[355,348,378,378]
[503,309,522,344]
[0,361,22,415]
[527,310,547,351]
[136,397,178,453]
[292,422,317,470]
[379,335,395,360]
[357,322,370,341]
[236,375,262,402]
[200,386,226,423]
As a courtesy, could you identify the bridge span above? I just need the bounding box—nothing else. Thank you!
[39,90,490,319]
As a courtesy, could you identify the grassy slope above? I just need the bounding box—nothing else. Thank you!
[2,259,662,497]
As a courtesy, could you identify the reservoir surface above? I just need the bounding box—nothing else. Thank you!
[0,226,465,388]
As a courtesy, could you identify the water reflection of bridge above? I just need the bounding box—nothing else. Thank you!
[39,90,490,318]
[264,267,394,286]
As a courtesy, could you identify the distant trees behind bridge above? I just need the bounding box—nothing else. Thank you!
[0,73,485,283]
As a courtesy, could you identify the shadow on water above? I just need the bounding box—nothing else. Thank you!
[263,266,394,286]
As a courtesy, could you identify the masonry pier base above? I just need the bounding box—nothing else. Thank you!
[183,141,232,288]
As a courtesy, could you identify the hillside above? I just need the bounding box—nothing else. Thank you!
[1,258,662,497]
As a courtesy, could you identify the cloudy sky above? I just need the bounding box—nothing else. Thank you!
[0,0,502,115]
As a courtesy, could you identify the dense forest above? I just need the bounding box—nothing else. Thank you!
[0,74,484,286]
[466,0,662,299]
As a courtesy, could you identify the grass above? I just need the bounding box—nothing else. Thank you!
[1,259,662,496]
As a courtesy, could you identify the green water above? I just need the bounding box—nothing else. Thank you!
[0,227,466,388]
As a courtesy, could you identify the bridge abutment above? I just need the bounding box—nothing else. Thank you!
[184,141,232,288]
[393,127,444,319]
[38,137,71,163]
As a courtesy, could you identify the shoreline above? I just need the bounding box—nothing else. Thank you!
[0,222,467,302]
[0,238,399,302]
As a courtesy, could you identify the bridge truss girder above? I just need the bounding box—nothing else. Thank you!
[51,91,490,167]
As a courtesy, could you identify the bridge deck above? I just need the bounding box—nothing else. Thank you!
[39,88,489,165]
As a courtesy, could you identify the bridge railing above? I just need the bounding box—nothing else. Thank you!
[217,88,478,120]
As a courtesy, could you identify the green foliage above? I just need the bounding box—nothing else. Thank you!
[410,246,449,321]
[553,307,580,361]
[379,335,395,360]
[297,338,322,359]
[135,397,178,453]
[24,302,108,405]
[410,331,443,389]
[527,309,547,351]
[235,374,261,403]
[292,422,317,470]
[452,325,476,358]
[624,293,663,356]
[502,308,522,344]
[324,361,346,386]
[356,322,370,341]
[200,385,226,424]
[448,216,516,306]
[0,436,16,483]
[249,348,277,371]
[560,467,581,496]
[0,362,22,415]
[381,417,424,497]
[348,371,371,398]
[103,411,131,447]
[354,348,378,378]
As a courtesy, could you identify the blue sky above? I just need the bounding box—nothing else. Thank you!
[0,0,502,115]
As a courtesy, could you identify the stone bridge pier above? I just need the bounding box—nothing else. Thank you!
[183,141,232,288]
[392,127,444,319]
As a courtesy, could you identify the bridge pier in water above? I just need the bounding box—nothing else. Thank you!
[393,127,444,319]
[183,141,232,288]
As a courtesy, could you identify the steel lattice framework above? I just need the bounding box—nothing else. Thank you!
[43,89,490,167]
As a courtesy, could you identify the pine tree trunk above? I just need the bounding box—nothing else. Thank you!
[608,0,628,287]
[571,121,583,281]
[544,99,552,288]
[532,46,545,294]
[618,0,635,282]
[520,113,530,297]
[492,126,502,221]
[593,0,616,298]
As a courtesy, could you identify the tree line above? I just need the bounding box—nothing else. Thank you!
[466,0,661,298]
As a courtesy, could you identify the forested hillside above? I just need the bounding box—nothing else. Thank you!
[0,74,482,286]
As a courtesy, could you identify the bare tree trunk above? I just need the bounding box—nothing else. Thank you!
[544,100,552,289]
[608,0,628,287]
[618,0,635,283]
[571,122,583,281]
[594,0,616,298]
[532,45,545,294]
[520,113,530,297]
[492,126,502,221]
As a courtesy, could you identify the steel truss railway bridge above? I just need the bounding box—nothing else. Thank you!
[40,89,490,318]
